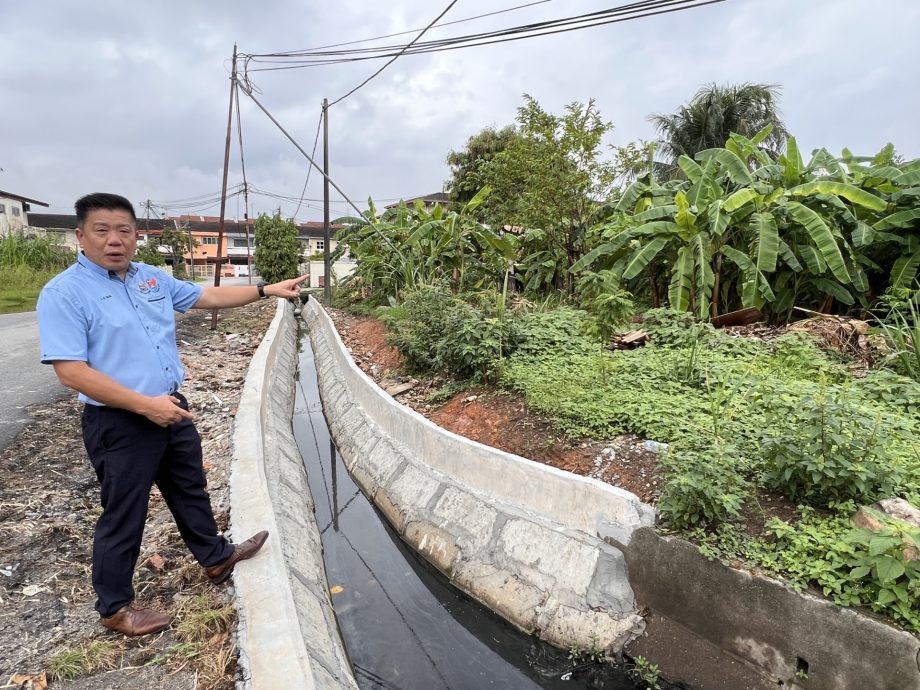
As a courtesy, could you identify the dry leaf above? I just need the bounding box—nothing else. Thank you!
[9,673,49,690]
[329,585,344,595]
[144,553,166,572]
[20,585,48,597]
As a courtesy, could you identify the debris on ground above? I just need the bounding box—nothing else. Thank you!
[0,300,275,689]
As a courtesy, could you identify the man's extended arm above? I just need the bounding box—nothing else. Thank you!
[191,275,308,310]
[52,361,193,427]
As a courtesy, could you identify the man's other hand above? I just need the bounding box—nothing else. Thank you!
[143,395,195,427]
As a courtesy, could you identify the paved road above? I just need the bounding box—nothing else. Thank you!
[0,311,67,452]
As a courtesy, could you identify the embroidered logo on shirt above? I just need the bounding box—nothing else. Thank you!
[137,278,160,295]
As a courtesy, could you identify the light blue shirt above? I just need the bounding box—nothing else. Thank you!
[37,252,203,405]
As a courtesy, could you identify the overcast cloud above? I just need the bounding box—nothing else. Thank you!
[1,0,918,220]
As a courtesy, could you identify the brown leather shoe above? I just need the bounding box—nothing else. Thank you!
[205,530,269,584]
[100,603,170,636]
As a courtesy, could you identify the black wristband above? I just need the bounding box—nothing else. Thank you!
[257,282,267,299]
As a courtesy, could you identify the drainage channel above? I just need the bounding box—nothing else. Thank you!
[293,338,645,690]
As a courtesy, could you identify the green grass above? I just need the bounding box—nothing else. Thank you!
[0,267,60,314]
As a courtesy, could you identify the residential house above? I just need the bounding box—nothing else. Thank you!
[27,210,355,286]
[385,191,450,214]
[2,190,49,235]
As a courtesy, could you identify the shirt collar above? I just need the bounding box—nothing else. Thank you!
[77,251,138,279]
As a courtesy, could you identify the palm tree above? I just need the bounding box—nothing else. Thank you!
[650,83,789,176]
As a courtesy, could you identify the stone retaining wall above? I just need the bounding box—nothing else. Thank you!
[302,298,653,651]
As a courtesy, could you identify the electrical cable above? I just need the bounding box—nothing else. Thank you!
[263,0,554,55]
[236,81,408,261]
[241,0,726,73]
[292,111,324,219]
[327,0,459,107]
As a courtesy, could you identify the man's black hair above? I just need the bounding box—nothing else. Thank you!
[75,193,137,226]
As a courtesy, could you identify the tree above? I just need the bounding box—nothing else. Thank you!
[159,226,197,278]
[254,213,302,283]
[574,129,920,321]
[445,125,519,207]
[650,83,788,175]
[476,95,617,294]
[134,240,165,266]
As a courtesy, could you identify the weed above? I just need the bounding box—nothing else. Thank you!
[567,634,610,664]
[629,655,662,689]
[175,593,235,644]
[47,641,119,681]
[425,380,471,405]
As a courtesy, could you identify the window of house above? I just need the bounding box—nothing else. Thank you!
[11,207,20,217]
[232,238,252,248]
[315,240,325,251]
[201,237,218,245]
[0,204,5,214]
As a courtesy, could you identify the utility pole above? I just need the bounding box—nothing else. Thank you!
[186,223,195,279]
[212,43,237,330]
[323,98,331,306]
[243,182,253,284]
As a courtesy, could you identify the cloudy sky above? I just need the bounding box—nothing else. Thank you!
[2,0,918,221]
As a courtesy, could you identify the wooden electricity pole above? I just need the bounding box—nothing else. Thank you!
[211,43,237,330]
[323,98,331,306]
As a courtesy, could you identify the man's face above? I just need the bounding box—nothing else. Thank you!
[76,208,138,276]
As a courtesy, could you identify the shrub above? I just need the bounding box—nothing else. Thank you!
[657,442,750,528]
[384,284,513,380]
[641,308,712,348]
[761,386,904,505]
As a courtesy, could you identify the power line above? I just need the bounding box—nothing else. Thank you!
[292,111,324,218]
[242,0,727,73]
[236,82,408,260]
[257,0,554,55]
[326,0,460,107]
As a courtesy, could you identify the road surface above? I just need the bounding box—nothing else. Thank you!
[0,311,66,452]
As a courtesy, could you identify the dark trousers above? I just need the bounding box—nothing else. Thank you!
[81,393,233,616]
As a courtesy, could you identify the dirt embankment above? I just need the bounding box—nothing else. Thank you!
[328,309,663,503]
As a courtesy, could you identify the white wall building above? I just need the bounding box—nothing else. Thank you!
[1,190,49,234]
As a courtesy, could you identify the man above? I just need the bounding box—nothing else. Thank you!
[37,193,307,637]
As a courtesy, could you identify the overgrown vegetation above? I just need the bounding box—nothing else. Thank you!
[0,232,74,313]
[336,86,920,634]
[254,212,303,283]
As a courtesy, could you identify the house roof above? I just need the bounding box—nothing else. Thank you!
[28,213,343,238]
[385,192,450,209]
[0,190,49,207]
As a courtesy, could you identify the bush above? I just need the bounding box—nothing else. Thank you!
[761,386,904,505]
[657,443,749,528]
[641,308,712,348]
[384,285,513,380]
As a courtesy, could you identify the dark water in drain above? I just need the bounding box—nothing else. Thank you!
[293,340,642,690]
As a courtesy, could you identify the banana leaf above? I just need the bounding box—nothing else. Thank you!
[668,245,694,312]
[812,278,855,305]
[696,148,754,185]
[852,222,876,248]
[623,236,671,280]
[778,240,802,272]
[873,208,920,231]
[752,212,779,272]
[787,181,886,211]
[890,243,920,289]
[723,188,760,213]
[787,202,850,283]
